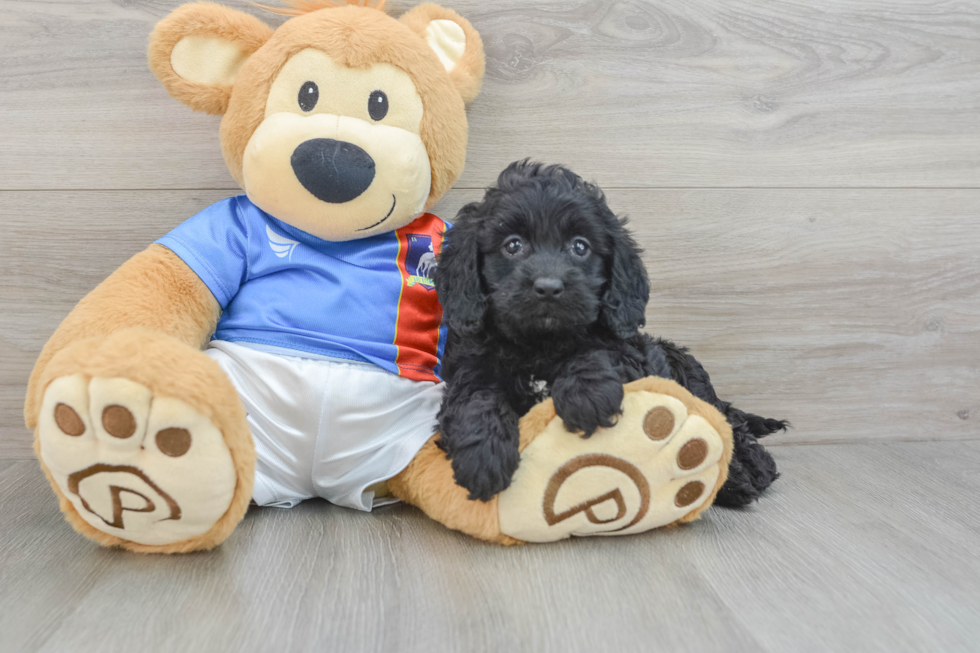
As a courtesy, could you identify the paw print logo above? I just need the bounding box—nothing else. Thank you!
[498,392,727,542]
[38,374,239,546]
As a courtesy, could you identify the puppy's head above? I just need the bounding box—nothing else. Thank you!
[437,160,649,341]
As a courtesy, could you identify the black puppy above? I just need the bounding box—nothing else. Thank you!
[435,160,786,504]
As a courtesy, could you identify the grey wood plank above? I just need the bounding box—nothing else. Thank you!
[3,188,978,457]
[2,442,979,653]
[691,441,980,653]
[1,0,978,190]
[0,461,760,653]
[0,461,120,653]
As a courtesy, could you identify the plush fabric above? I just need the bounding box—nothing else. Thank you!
[29,1,754,553]
[30,1,487,552]
[25,246,253,553]
[496,380,733,542]
[399,3,485,104]
[26,245,220,429]
[34,326,255,553]
[149,2,274,115]
[389,377,735,544]
[154,197,450,380]
[388,437,520,546]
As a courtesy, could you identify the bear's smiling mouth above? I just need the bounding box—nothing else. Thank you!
[356,194,397,232]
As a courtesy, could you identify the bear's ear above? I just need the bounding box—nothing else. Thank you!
[148,2,274,115]
[399,3,486,104]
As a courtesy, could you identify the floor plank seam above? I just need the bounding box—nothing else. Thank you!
[2,437,979,464]
[766,437,980,447]
[3,186,980,192]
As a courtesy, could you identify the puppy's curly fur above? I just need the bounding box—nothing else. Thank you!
[436,160,787,504]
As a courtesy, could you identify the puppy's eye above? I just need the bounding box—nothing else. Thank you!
[502,236,524,256]
[298,81,319,112]
[368,90,389,121]
[570,237,591,257]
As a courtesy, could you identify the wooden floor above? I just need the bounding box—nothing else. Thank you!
[3,442,980,652]
[1,0,978,651]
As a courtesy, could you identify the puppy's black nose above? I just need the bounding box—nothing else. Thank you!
[533,277,564,299]
[291,138,375,204]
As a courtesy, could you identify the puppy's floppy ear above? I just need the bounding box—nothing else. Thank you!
[436,202,487,335]
[149,3,273,115]
[600,220,650,339]
[399,3,486,104]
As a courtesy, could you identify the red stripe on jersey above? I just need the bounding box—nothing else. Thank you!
[393,214,446,382]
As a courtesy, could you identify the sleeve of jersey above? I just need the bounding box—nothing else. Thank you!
[155,197,249,309]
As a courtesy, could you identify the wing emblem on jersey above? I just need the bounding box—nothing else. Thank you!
[267,225,299,260]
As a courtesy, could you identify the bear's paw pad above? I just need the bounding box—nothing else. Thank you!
[38,374,237,546]
[498,390,726,542]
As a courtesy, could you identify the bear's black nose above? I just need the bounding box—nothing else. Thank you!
[290,138,375,204]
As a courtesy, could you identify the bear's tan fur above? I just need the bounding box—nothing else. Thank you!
[27,1,732,552]
[27,0,489,552]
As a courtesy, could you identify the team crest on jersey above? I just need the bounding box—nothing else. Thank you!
[404,234,437,291]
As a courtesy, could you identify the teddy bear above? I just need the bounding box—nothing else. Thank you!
[24,0,735,553]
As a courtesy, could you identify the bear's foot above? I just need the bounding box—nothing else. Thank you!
[33,330,254,552]
[498,377,733,542]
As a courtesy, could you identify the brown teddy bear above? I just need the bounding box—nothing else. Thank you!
[24,0,734,552]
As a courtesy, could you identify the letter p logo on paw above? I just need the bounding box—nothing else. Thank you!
[67,464,181,530]
[542,455,650,532]
[498,390,727,543]
[38,374,240,547]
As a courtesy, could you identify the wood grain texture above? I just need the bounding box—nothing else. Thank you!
[2,188,978,457]
[1,0,978,190]
[2,1,978,650]
[2,441,979,653]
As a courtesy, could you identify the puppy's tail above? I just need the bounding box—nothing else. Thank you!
[725,405,790,439]
[656,338,789,439]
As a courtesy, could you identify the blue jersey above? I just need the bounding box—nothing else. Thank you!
[157,196,449,382]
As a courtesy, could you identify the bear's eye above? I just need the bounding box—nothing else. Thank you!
[369,90,389,121]
[298,81,319,112]
[570,237,591,257]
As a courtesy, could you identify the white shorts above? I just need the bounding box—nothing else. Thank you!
[206,340,444,511]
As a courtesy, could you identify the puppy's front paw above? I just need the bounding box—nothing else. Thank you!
[552,376,625,437]
[440,390,521,501]
[451,437,520,502]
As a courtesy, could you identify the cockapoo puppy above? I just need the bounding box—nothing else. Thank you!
[435,160,786,503]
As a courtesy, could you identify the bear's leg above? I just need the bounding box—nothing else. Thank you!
[34,328,255,553]
[388,437,521,545]
[389,376,733,544]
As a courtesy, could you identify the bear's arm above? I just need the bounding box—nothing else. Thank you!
[24,244,220,428]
